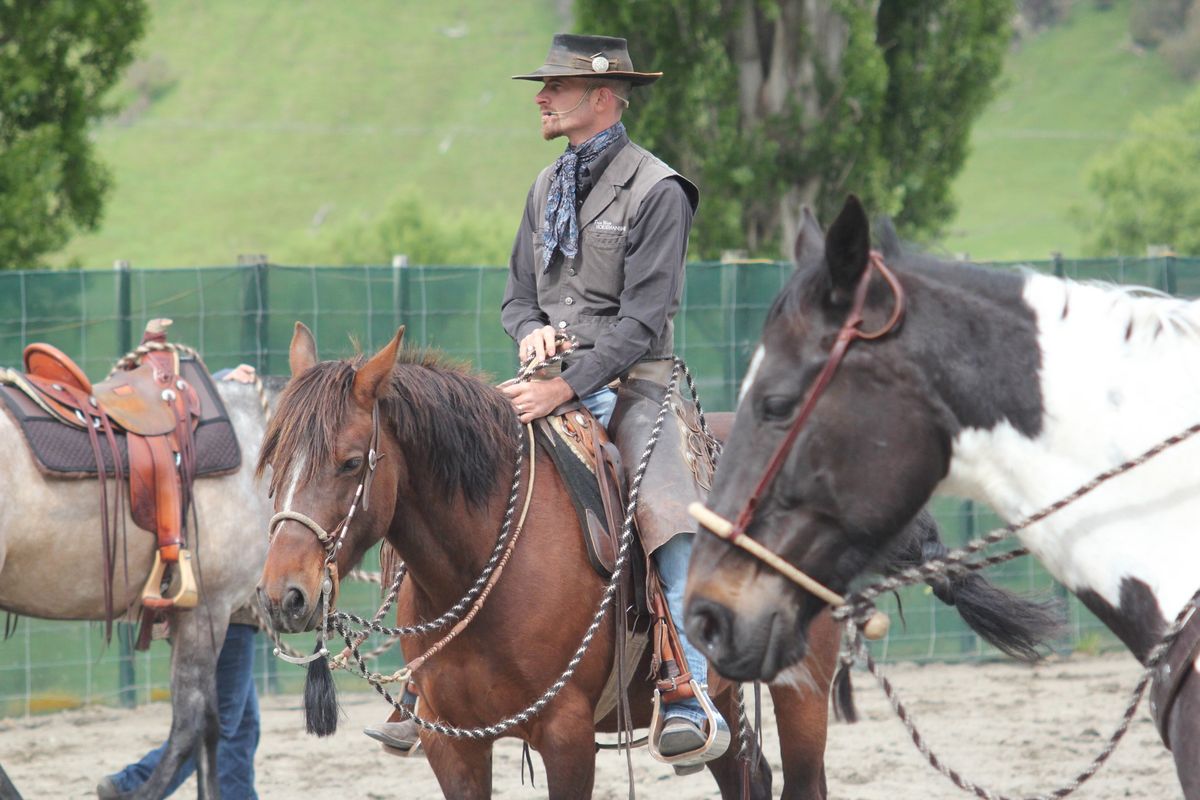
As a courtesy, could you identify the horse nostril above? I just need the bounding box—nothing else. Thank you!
[686,598,732,658]
[282,586,308,619]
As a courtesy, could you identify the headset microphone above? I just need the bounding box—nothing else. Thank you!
[543,87,595,117]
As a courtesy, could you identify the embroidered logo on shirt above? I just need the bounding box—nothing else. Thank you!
[593,220,627,233]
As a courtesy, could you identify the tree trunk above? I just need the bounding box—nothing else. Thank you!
[732,0,877,255]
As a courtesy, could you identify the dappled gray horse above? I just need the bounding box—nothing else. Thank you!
[0,375,271,800]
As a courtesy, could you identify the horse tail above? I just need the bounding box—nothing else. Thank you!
[304,646,341,736]
[891,509,1062,662]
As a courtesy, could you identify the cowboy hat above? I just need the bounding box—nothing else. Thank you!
[512,34,661,86]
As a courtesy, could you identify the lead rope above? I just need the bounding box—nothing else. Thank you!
[842,588,1200,800]
[822,421,1200,799]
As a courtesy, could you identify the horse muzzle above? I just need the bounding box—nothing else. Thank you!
[684,592,808,682]
[257,581,321,633]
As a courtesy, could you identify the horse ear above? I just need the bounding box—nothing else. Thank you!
[793,207,824,265]
[824,195,871,296]
[352,325,406,408]
[289,322,319,378]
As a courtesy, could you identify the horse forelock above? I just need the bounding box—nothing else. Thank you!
[257,349,517,508]
[257,360,359,497]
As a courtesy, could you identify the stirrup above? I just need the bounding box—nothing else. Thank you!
[647,679,731,775]
[141,549,199,609]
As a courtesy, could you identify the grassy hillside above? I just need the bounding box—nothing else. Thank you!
[941,0,1191,260]
[55,0,568,268]
[55,0,1194,267]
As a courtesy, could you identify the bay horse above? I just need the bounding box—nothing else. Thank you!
[685,195,1200,797]
[0,373,272,800]
[257,322,1058,799]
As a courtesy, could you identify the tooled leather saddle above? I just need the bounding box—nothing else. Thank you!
[0,320,242,638]
[534,406,645,609]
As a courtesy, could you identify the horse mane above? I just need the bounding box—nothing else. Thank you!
[257,348,519,508]
[768,216,1200,352]
[1038,278,1200,348]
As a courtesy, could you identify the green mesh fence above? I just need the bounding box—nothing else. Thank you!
[2,256,1198,716]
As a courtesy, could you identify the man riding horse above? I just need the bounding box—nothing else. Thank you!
[366,33,725,764]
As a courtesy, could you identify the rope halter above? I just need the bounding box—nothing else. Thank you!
[268,402,384,664]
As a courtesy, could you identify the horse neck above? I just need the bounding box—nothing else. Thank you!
[935,271,1200,618]
[386,462,515,612]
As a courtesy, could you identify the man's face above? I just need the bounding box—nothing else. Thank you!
[535,77,595,142]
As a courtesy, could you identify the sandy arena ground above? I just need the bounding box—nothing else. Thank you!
[0,652,1182,799]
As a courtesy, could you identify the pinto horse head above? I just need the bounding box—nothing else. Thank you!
[256,322,405,634]
[685,196,955,681]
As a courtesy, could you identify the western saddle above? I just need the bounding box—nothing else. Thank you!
[12,319,202,614]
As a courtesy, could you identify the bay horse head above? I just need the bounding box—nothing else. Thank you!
[685,196,966,681]
[256,322,406,634]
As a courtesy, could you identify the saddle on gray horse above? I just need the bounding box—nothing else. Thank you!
[0,321,241,622]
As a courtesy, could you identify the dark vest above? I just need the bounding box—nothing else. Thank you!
[528,141,698,360]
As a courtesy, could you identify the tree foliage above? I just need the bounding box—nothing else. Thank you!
[0,0,147,268]
[306,193,513,267]
[1078,86,1200,255]
[576,0,1011,257]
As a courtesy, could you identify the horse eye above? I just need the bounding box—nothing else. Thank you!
[761,394,797,421]
[339,456,363,474]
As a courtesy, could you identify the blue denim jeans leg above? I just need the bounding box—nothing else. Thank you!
[580,386,617,428]
[108,623,261,799]
[654,532,719,729]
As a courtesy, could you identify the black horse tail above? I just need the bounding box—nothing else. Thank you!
[304,644,341,736]
[889,509,1063,662]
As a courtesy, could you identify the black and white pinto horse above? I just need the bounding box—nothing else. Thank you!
[684,196,1200,797]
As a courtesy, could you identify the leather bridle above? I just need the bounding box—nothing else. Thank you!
[690,251,905,635]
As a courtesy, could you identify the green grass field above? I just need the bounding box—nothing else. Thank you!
[50,0,1195,268]
[54,0,567,268]
[941,0,1192,260]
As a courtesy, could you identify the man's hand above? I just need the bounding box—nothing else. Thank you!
[221,364,257,384]
[518,325,561,365]
[500,377,575,424]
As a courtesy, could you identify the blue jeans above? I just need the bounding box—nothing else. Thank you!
[654,532,713,727]
[109,624,260,799]
[583,387,715,728]
[580,386,617,428]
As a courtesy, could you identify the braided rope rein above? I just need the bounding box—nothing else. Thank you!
[326,338,580,645]
[826,422,1200,799]
[337,357,687,740]
[842,588,1200,800]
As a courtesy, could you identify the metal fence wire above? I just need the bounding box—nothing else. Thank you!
[1,255,1196,716]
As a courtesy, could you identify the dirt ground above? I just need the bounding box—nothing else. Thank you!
[0,652,1182,799]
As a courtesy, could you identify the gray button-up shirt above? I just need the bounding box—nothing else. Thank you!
[501,137,695,398]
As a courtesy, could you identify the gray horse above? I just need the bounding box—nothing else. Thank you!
[0,376,271,800]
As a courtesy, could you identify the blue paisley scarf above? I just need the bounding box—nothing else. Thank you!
[542,122,626,271]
